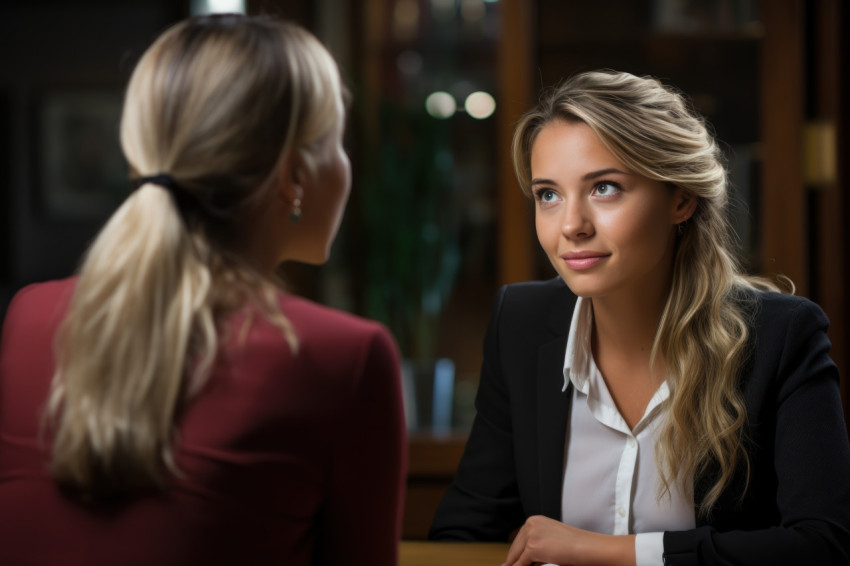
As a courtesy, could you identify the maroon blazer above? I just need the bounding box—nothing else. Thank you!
[0,278,407,566]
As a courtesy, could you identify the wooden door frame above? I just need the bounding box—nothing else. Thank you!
[761,0,849,435]
[497,0,536,285]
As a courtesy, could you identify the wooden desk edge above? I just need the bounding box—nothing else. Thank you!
[399,541,510,566]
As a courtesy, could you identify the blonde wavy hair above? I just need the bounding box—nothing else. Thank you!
[512,70,788,517]
[46,14,344,497]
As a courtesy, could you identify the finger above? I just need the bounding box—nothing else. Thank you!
[502,540,520,566]
[502,527,528,566]
[501,549,532,566]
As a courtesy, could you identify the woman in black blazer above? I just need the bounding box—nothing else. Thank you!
[430,71,850,566]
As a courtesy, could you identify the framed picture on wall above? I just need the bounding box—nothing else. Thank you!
[34,89,127,220]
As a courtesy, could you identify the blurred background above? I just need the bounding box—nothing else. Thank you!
[0,0,847,538]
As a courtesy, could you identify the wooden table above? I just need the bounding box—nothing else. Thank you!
[399,542,510,566]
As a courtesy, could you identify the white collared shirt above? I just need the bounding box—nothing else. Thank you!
[558,297,695,566]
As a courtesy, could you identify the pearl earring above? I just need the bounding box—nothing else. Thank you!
[289,198,302,222]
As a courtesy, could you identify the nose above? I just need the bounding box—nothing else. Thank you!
[560,197,593,240]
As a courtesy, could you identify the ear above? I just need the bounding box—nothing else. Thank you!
[671,187,697,225]
[274,149,308,205]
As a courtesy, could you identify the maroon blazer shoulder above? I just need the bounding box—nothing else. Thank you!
[0,277,406,566]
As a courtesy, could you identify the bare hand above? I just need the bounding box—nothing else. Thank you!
[501,515,635,566]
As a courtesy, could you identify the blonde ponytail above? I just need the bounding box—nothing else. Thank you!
[48,185,216,494]
[46,15,342,496]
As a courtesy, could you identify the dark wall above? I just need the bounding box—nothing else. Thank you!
[0,1,185,319]
[0,1,316,321]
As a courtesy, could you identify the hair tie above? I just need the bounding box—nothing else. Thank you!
[132,173,196,216]
[132,174,182,192]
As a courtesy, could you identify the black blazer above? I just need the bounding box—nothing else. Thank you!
[430,278,850,565]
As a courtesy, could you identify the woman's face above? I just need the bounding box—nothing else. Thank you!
[530,119,689,301]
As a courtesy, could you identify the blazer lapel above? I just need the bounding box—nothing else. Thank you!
[536,336,570,519]
[536,288,574,519]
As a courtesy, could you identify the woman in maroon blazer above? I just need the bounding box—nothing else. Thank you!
[430,70,850,565]
[0,15,405,566]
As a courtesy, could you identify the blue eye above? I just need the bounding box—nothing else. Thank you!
[593,182,621,197]
[536,189,558,202]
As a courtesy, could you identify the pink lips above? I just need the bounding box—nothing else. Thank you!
[561,251,609,270]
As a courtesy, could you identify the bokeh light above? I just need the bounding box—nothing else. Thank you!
[464,91,496,119]
[425,92,457,119]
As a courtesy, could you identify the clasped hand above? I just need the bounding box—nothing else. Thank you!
[501,515,636,566]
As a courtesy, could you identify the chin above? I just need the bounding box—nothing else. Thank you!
[558,276,611,300]
[279,249,329,266]
[564,287,595,300]
[303,248,332,266]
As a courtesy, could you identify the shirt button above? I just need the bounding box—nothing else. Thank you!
[618,507,626,517]
[628,437,636,447]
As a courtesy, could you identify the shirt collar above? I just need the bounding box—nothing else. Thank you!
[561,297,672,430]
[562,297,593,393]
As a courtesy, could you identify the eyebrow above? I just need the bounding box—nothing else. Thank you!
[582,168,631,181]
[530,168,631,187]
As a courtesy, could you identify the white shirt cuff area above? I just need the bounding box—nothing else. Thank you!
[635,532,665,566]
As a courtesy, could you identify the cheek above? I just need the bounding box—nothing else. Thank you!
[598,210,639,242]
[341,155,352,196]
[535,214,568,276]
[328,155,352,220]
[334,158,352,209]
[535,211,558,250]
[601,202,672,254]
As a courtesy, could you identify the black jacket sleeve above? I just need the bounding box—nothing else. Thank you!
[429,285,526,541]
[664,297,850,565]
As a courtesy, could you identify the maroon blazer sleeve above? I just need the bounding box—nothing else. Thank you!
[313,324,407,566]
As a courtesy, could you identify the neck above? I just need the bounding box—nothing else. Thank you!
[237,200,289,278]
[589,275,672,365]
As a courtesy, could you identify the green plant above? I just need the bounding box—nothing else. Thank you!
[357,99,461,359]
